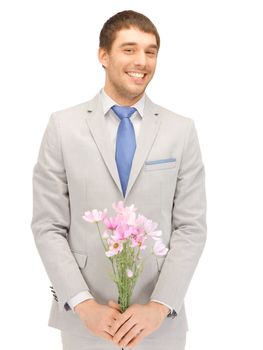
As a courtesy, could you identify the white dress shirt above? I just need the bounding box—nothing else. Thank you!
[67,89,173,315]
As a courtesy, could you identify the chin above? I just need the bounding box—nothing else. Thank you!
[128,86,146,96]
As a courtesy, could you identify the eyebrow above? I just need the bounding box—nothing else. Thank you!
[119,42,158,50]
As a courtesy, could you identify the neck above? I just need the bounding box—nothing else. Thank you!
[103,87,144,106]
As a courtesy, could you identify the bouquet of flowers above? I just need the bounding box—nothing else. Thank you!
[83,201,168,312]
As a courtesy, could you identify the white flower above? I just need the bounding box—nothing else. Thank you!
[105,240,123,257]
[83,208,107,223]
[148,230,163,240]
[127,268,133,278]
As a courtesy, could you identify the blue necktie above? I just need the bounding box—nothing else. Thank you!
[111,105,137,197]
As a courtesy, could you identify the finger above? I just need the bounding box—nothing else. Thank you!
[104,303,121,327]
[110,312,132,336]
[126,328,148,349]
[108,300,119,309]
[119,325,143,348]
[112,309,132,335]
[100,331,114,342]
[102,314,120,336]
[103,323,113,334]
[113,318,137,344]
[108,300,121,311]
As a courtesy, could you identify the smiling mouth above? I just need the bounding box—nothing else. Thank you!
[127,72,146,80]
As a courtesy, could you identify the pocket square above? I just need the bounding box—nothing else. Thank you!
[145,157,176,165]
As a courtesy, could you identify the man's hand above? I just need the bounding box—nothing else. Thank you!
[108,301,169,349]
[74,299,121,343]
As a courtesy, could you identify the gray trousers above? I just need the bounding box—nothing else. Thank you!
[61,330,186,350]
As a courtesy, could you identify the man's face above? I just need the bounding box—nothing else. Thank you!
[99,27,158,105]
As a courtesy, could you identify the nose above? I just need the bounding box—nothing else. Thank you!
[133,50,147,67]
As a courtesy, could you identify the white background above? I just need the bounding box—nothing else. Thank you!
[1,0,263,349]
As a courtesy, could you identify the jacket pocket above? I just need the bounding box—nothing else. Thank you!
[144,158,176,171]
[72,251,88,269]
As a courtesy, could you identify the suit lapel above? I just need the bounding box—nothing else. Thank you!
[84,94,161,199]
[85,94,123,196]
[125,96,161,198]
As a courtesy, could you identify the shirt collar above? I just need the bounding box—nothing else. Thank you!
[100,88,145,118]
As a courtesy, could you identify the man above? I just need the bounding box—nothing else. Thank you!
[31,10,206,350]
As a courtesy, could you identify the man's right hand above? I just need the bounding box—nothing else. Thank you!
[74,299,121,343]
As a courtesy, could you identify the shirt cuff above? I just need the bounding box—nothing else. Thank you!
[67,291,94,313]
[150,299,174,314]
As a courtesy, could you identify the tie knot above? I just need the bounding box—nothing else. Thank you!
[111,105,137,120]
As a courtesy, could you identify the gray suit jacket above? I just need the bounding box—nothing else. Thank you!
[31,93,206,349]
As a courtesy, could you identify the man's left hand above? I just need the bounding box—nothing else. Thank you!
[108,301,169,348]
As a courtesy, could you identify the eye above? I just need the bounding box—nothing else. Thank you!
[146,51,156,56]
[124,48,134,54]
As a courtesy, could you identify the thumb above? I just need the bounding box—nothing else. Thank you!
[108,300,121,311]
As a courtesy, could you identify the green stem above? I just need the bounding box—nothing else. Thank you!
[95,222,107,251]
[95,223,117,279]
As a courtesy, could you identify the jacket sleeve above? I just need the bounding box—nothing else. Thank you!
[150,119,207,314]
[31,114,92,311]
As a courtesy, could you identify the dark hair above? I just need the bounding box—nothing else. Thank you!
[99,10,160,51]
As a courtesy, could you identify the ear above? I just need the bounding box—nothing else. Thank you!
[98,47,109,69]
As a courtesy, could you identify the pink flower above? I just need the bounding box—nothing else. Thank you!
[130,233,147,250]
[112,201,137,215]
[83,209,107,223]
[112,201,125,214]
[153,240,168,256]
[127,225,140,237]
[126,211,136,226]
[103,216,119,230]
[105,240,123,257]
[143,218,158,234]
[136,214,147,226]
[112,201,137,225]
[112,224,131,241]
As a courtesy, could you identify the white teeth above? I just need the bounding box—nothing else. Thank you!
[127,72,144,78]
